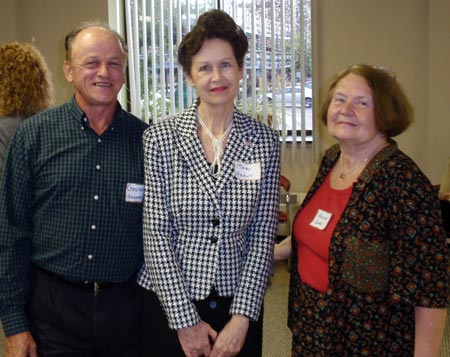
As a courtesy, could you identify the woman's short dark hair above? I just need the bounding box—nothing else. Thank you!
[177,9,248,76]
[320,64,414,138]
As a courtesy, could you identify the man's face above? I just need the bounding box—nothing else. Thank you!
[63,27,127,111]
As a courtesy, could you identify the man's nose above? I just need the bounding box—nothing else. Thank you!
[97,63,109,76]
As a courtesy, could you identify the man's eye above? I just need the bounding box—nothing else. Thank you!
[221,62,231,68]
[199,65,210,71]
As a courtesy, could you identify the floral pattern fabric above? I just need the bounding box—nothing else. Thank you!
[288,142,449,356]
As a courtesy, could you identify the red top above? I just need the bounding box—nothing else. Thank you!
[293,172,352,292]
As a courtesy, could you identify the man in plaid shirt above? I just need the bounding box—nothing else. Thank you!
[0,21,147,356]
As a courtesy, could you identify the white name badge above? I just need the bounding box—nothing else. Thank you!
[234,161,261,181]
[125,183,144,203]
[310,209,333,230]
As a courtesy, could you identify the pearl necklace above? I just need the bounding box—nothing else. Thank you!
[339,155,368,180]
[198,113,233,178]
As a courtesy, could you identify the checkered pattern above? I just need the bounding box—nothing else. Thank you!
[0,97,148,336]
[138,100,280,329]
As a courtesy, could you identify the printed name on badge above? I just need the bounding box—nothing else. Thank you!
[310,209,333,230]
[125,183,144,203]
[234,161,261,180]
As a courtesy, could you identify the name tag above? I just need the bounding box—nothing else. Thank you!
[234,161,261,181]
[310,209,332,230]
[125,183,144,203]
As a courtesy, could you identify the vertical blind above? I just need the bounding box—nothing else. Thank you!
[124,0,312,145]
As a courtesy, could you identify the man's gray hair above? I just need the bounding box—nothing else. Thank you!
[64,20,128,62]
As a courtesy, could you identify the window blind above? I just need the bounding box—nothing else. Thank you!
[124,0,312,146]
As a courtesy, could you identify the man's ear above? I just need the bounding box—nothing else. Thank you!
[63,61,73,83]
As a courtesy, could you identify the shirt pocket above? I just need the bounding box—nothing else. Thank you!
[341,235,389,293]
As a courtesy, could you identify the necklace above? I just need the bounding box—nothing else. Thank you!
[198,113,233,178]
[339,155,368,180]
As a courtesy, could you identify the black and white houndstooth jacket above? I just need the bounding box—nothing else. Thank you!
[137,100,280,330]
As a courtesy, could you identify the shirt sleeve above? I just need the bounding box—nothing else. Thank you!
[230,128,280,320]
[140,126,201,329]
[0,126,34,336]
[388,160,449,308]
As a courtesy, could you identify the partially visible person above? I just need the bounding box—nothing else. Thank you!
[138,9,280,357]
[0,21,148,357]
[0,41,53,176]
[288,64,449,356]
[438,157,450,201]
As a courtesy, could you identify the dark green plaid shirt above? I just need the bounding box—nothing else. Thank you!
[0,96,148,336]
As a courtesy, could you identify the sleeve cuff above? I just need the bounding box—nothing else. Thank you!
[1,309,28,337]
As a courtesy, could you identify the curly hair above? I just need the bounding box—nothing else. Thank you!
[0,41,53,118]
[177,9,248,76]
[320,64,414,138]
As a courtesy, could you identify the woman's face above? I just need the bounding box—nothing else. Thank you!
[327,73,383,146]
[187,38,243,108]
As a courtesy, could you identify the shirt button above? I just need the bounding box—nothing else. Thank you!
[209,300,217,309]
[87,255,93,260]
[97,138,102,143]
[210,236,218,244]
[96,165,101,170]
[91,225,96,230]
[211,218,220,226]
[93,195,99,200]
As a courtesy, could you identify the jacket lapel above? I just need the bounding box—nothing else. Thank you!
[174,100,220,208]
[217,110,257,193]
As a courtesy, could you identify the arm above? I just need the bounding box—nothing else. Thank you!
[438,158,450,200]
[274,235,292,262]
[141,126,200,328]
[414,307,447,357]
[230,129,281,320]
[0,127,34,337]
[387,157,449,353]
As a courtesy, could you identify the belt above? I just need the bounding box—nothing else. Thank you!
[33,264,129,296]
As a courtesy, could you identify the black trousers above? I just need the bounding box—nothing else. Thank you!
[141,287,263,357]
[27,265,142,357]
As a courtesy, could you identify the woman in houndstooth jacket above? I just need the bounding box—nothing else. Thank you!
[137,10,280,357]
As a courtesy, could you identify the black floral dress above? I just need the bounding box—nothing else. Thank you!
[288,142,449,356]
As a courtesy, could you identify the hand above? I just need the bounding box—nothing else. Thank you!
[177,320,217,357]
[6,331,37,357]
[210,314,249,357]
[274,235,292,262]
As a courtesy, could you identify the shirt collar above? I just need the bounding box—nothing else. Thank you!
[68,95,124,133]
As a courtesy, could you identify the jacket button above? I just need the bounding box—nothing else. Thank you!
[211,218,220,226]
[210,236,218,243]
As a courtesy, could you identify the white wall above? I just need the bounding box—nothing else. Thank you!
[1,0,449,189]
